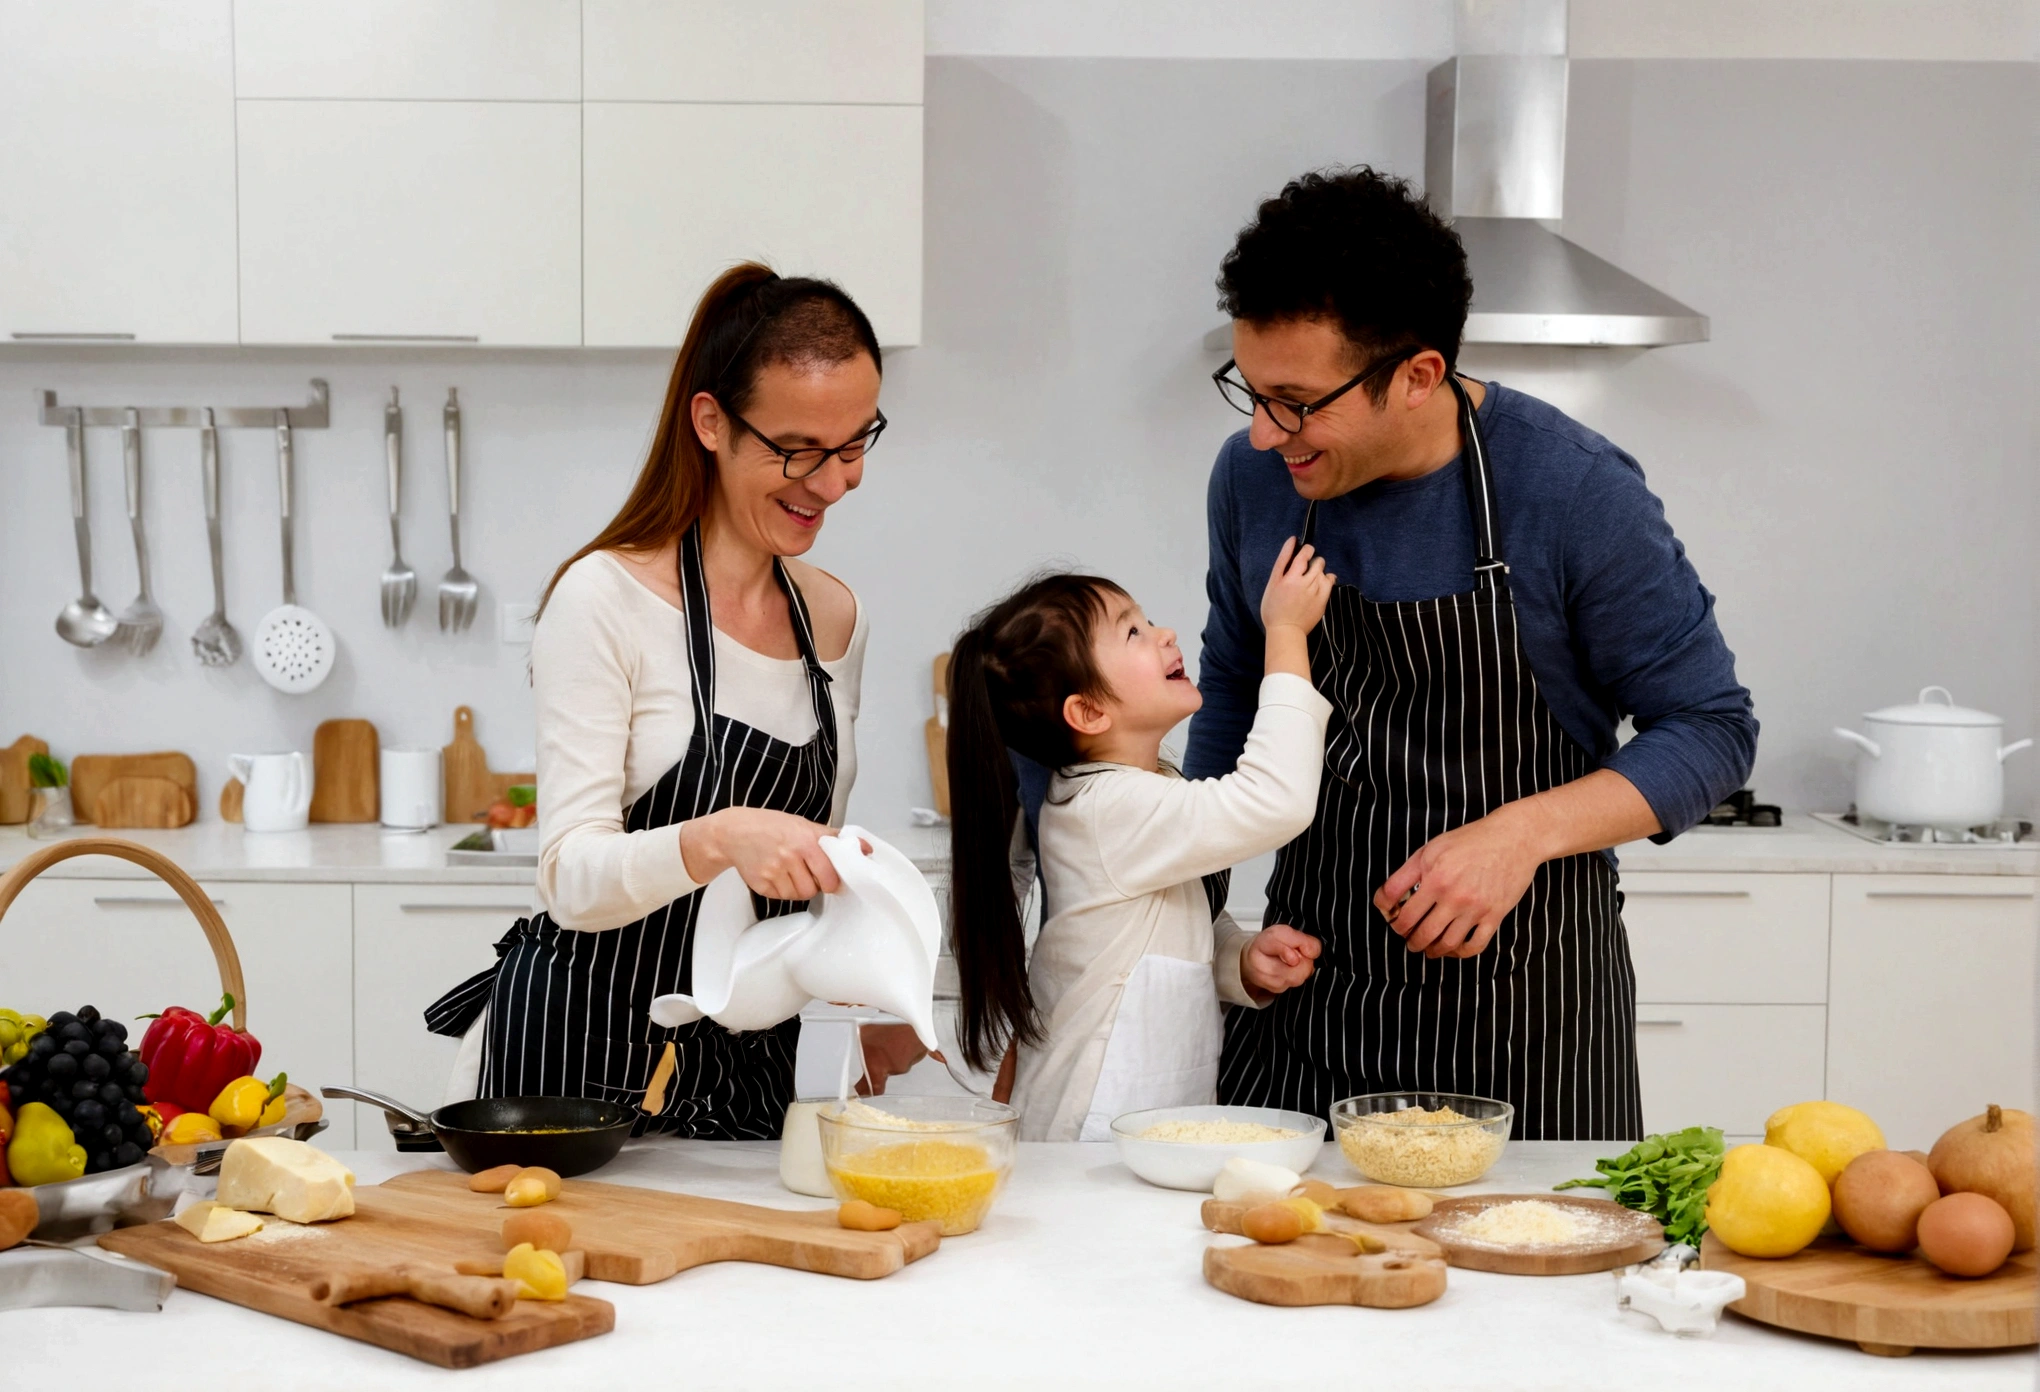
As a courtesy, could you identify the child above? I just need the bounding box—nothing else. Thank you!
[947,541,1335,1141]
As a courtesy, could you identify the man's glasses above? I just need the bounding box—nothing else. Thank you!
[1212,347,1420,433]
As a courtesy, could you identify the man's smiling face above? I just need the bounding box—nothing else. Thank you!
[1230,316,1407,501]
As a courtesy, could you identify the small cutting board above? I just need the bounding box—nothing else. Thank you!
[1201,1196,1441,1258]
[1204,1233,1448,1309]
[71,752,196,826]
[91,776,197,830]
[0,735,47,824]
[1412,1194,1664,1275]
[310,719,379,823]
[377,1169,941,1283]
[442,706,533,825]
[1701,1233,2039,1356]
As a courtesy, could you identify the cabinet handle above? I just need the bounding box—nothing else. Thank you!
[12,331,136,341]
[399,903,531,914]
[96,895,225,908]
[1636,1019,1685,1028]
[332,334,480,344]
[1863,889,2035,900]
[1624,889,1752,899]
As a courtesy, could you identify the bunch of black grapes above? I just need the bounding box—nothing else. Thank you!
[1,1006,154,1173]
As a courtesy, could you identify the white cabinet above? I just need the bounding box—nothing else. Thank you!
[3,877,356,1148]
[234,0,580,100]
[1622,872,1829,1003]
[1827,875,2037,1149]
[584,103,922,347]
[583,0,922,103]
[1634,1004,1827,1139]
[236,100,582,346]
[351,884,530,1151]
[0,0,239,343]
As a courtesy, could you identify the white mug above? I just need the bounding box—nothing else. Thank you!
[228,751,311,833]
[379,747,443,830]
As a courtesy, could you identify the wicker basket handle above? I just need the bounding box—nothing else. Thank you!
[0,838,248,1031]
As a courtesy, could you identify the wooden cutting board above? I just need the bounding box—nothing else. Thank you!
[0,735,47,823]
[1701,1232,2039,1356]
[376,1169,942,1283]
[310,719,379,823]
[92,776,197,829]
[99,1182,614,1369]
[71,752,196,826]
[1204,1233,1448,1309]
[1411,1193,1664,1275]
[220,778,243,823]
[1200,1195,1442,1259]
[442,707,533,825]
[926,653,950,816]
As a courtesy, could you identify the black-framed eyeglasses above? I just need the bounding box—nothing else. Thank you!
[727,406,887,480]
[1212,347,1421,434]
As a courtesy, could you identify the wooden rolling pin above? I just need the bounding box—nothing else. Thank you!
[312,1265,519,1320]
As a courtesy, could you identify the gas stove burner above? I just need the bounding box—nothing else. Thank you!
[1819,809,2037,846]
[1703,789,1782,827]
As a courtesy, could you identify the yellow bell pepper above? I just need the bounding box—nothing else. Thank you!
[208,1076,270,1132]
[257,1094,287,1129]
[163,1112,224,1146]
[502,1242,567,1301]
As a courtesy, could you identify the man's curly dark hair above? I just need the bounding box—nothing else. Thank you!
[1217,167,1472,402]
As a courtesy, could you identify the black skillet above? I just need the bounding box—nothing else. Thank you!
[322,1085,634,1177]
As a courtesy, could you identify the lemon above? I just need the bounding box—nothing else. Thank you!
[1764,1101,1886,1186]
[1706,1143,1831,1258]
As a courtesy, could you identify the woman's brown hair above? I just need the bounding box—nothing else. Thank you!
[540,262,882,613]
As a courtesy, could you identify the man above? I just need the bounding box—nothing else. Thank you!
[1183,168,1756,1139]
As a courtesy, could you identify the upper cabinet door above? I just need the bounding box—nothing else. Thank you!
[234,0,580,100]
[584,103,921,348]
[0,0,239,343]
[584,0,922,103]
[237,101,581,346]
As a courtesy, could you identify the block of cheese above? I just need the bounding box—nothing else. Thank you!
[174,1200,265,1243]
[217,1137,356,1223]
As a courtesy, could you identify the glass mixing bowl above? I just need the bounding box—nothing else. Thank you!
[817,1095,1018,1236]
[1329,1091,1513,1187]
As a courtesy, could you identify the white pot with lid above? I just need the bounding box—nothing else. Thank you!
[1834,687,2033,830]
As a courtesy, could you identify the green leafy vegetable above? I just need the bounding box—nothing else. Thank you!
[1555,1125,1724,1247]
[506,784,536,808]
[27,752,67,788]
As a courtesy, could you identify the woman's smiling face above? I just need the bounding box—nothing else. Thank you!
[692,354,882,557]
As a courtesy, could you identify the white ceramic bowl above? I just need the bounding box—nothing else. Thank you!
[1109,1104,1326,1191]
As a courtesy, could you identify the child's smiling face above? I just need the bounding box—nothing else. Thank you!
[1075,593,1204,747]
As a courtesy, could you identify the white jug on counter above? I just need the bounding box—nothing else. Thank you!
[229,751,311,832]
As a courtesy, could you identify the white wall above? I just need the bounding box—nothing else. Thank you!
[2,55,2033,847]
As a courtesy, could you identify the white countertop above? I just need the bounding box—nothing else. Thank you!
[3,812,2033,887]
[9,1140,2029,1390]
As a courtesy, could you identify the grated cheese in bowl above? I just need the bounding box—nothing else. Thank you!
[1135,1119,1303,1145]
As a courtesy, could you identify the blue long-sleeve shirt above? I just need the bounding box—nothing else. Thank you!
[1182,382,1757,845]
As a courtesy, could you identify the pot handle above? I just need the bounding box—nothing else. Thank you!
[1999,738,2034,763]
[1919,685,1955,706]
[1833,728,1881,759]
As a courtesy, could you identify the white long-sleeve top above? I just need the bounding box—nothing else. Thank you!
[531,551,867,931]
[1009,672,1333,1141]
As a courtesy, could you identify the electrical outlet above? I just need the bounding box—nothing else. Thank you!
[499,602,537,645]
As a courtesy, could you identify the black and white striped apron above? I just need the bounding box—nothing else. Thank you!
[1217,377,1641,1142]
[424,523,837,1139]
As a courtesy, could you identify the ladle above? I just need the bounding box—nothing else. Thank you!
[55,408,117,648]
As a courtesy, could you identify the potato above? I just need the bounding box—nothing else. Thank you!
[502,1210,573,1254]
[1918,1192,2016,1278]
[838,1200,902,1232]
[1833,1150,1939,1253]
[1338,1186,1434,1224]
[469,1164,522,1193]
[1242,1202,1305,1245]
[0,1189,38,1251]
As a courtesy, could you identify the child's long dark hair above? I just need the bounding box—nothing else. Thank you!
[947,573,1127,1073]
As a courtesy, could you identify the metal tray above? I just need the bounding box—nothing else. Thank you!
[445,827,539,867]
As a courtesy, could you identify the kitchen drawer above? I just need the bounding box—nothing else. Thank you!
[583,0,922,104]
[1,877,355,1148]
[1827,874,2037,1150]
[234,0,580,100]
[352,885,533,1151]
[1619,872,1828,1004]
[1634,1004,1826,1137]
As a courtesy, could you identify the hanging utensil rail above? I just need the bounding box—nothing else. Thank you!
[34,379,331,430]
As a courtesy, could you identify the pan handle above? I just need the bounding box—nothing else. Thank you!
[319,1084,435,1129]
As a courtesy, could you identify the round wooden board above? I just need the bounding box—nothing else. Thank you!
[1412,1193,1665,1275]
[1701,1233,2039,1356]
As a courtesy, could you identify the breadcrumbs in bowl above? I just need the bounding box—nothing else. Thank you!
[1330,1092,1513,1187]
[818,1096,1017,1236]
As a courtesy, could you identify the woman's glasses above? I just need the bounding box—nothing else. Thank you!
[729,407,887,480]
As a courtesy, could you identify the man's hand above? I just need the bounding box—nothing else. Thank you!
[1241,924,1321,999]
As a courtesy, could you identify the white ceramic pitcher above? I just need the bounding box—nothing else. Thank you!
[229,751,311,832]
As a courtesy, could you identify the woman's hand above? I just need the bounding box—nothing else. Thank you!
[679,807,844,900]
[1259,537,1335,636]
[1241,924,1321,999]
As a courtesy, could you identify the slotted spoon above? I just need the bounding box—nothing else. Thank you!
[251,410,334,693]
[190,409,242,667]
[111,408,163,656]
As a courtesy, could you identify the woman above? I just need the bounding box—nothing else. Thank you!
[426,263,884,1138]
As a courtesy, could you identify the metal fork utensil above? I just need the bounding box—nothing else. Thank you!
[437,387,478,631]
[190,409,243,667]
[55,407,118,648]
[112,408,164,656]
[380,387,416,627]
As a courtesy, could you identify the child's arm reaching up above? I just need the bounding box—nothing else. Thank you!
[1261,536,1332,680]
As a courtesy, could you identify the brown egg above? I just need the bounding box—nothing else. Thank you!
[1833,1150,1940,1253]
[1916,1192,2015,1278]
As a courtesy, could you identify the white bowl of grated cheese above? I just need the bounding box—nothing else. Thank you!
[1109,1105,1326,1191]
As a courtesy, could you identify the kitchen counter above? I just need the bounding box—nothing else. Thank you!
[7,1140,2027,1390]
[3,812,2033,886]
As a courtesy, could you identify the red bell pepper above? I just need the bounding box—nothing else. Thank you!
[138,993,261,1115]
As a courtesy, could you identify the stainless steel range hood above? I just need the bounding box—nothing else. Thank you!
[1428,53,1708,348]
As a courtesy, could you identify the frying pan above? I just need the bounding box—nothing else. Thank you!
[322,1086,633,1178]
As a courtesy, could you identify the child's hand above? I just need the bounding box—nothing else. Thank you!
[1241,923,1321,1000]
[1260,537,1334,636]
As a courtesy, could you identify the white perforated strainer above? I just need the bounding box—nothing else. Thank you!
[253,413,334,694]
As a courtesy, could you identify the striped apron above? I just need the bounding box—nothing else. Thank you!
[424,523,837,1139]
[1217,377,1641,1141]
